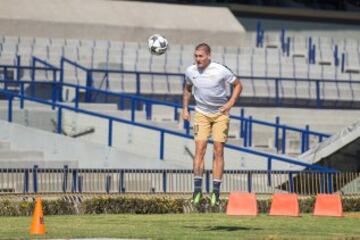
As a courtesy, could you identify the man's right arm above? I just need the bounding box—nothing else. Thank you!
[182,84,192,121]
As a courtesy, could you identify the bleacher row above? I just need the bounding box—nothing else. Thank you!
[0,33,359,99]
[1,33,360,75]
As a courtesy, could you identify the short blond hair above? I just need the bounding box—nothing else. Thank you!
[195,43,211,54]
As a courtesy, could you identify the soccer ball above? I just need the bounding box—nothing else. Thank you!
[147,34,168,56]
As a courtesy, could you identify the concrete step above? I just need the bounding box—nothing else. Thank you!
[227,138,302,157]
[0,101,119,111]
[253,146,277,155]
[0,100,348,136]
[76,103,119,111]
[0,100,50,108]
[0,160,78,168]
[0,150,44,161]
[0,141,11,150]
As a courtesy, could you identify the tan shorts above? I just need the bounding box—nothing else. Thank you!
[193,111,230,143]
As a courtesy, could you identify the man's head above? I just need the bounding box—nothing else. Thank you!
[194,43,211,69]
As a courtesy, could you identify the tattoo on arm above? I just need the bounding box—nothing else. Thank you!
[183,84,192,109]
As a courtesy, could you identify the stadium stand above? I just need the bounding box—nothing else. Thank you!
[0,0,359,194]
[1,34,359,101]
[1,34,359,76]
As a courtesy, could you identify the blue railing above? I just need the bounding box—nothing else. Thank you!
[0,78,330,155]
[3,55,360,106]
[0,167,348,195]
[1,57,333,154]
[1,56,337,154]
[256,22,349,73]
[66,56,360,107]
[0,86,334,172]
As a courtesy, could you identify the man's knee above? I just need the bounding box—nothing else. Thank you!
[213,143,224,159]
[196,146,207,155]
[195,141,207,157]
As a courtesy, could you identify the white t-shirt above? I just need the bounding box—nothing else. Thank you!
[185,62,237,115]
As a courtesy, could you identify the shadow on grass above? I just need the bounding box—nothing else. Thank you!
[184,225,262,232]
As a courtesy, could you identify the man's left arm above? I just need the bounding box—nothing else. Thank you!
[219,79,243,113]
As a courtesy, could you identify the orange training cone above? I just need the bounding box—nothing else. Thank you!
[226,192,258,216]
[30,197,46,235]
[313,194,343,217]
[269,193,300,217]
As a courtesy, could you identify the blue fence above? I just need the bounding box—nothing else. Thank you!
[0,78,330,155]
[1,167,354,195]
[59,56,360,107]
[0,85,334,172]
[59,59,332,154]
[1,56,332,154]
[3,55,360,107]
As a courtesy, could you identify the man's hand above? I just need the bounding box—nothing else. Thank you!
[219,101,234,114]
[182,108,191,121]
[220,79,242,114]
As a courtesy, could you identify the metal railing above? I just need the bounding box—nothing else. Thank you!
[0,86,334,173]
[60,56,360,107]
[0,77,330,154]
[3,55,360,107]
[0,167,358,195]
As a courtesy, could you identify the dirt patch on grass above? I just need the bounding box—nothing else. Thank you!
[345,212,360,218]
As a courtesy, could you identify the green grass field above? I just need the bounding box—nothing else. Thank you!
[1,213,360,240]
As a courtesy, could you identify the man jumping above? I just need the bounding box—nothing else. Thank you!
[182,42,243,207]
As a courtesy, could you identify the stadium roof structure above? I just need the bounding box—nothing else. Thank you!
[0,0,245,45]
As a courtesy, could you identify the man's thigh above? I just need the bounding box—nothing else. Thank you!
[212,113,230,143]
[193,112,211,141]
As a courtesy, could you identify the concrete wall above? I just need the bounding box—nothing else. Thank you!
[301,120,360,171]
[0,108,56,132]
[230,107,360,134]
[0,101,320,170]
[0,119,179,169]
[0,0,245,45]
[62,109,304,170]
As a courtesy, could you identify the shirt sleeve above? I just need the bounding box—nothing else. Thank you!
[223,66,237,84]
[185,69,193,85]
